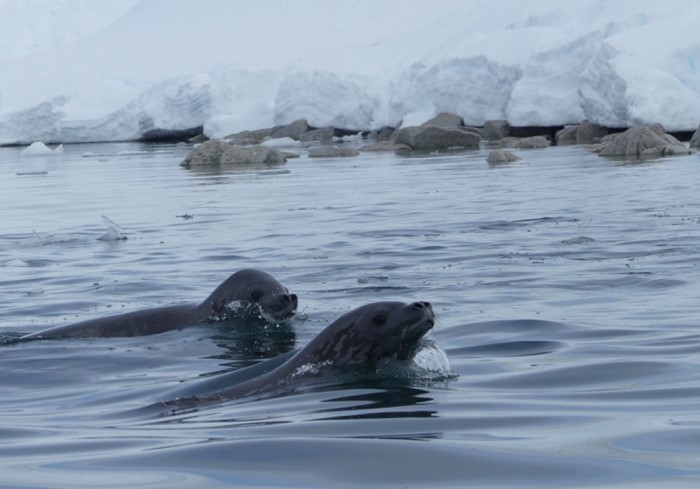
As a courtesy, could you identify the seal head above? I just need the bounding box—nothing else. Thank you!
[200,269,298,322]
[300,301,435,367]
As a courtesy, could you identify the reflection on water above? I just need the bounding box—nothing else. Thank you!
[1,142,700,487]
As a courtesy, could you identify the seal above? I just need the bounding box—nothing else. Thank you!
[160,300,434,408]
[21,269,298,339]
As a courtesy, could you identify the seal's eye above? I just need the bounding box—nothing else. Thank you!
[373,314,387,327]
[250,290,264,302]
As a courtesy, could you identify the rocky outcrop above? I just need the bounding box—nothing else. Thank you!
[597,125,689,158]
[180,140,286,167]
[555,120,608,145]
[393,125,480,150]
[300,127,335,143]
[421,112,464,128]
[270,118,310,140]
[308,146,360,158]
[487,149,519,164]
[180,140,230,166]
[500,135,550,149]
[388,112,481,151]
[225,129,271,146]
[224,119,311,145]
[576,120,608,144]
[367,126,395,141]
[690,124,700,148]
[220,145,287,165]
[483,120,510,141]
[188,133,209,144]
[555,125,577,145]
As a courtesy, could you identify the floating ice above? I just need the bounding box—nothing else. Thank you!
[19,141,59,156]
[98,215,127,241]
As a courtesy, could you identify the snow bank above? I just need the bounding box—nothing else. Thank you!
[2,0,700,145]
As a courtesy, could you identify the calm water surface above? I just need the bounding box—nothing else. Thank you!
[1,142,699,488]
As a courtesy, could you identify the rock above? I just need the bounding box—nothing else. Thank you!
[180,140,286,167]
[220,145,287,165]
[188,133,209,144]
[224,129,272,146]
[421,112,464,128]
[483,120,510,141]
[308,146,360,158]
[180,140,231,167]
[646,122,667,136]
[500,136,550,149]
[270,118,310,140]
[224,119,310,145]
[598,126,683,157]
[576,120,608,144]
[367,126,395,141]
[487,149,519,164]
[690,124,700,148]
[360,141,411,152]
[300,127,335,143]
[555,125,578,145]
[392,125,480,150]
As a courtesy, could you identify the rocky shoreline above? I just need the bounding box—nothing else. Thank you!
[178,113,700,168]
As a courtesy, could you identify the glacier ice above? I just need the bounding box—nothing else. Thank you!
[2,0,700,145]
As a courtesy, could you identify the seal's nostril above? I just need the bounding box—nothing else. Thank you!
[411,301,431,310]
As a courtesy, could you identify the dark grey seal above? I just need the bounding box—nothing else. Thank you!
[21,269,298,339]
[157,300,434,410]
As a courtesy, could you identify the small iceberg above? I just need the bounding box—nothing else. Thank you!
[19,141,63,156]
[98,215,127,241]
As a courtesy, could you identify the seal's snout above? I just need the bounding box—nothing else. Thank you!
[410,301,435,329]
[410,301,432,310]
[282,293,299,308]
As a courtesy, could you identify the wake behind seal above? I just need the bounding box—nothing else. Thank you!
[21,269,298,339]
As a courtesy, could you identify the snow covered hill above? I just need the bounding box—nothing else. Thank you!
[1,0,700,144]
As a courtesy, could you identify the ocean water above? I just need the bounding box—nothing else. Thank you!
[1,141,699,488]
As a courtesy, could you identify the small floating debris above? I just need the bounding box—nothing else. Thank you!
[561,236,595,245]
[16,171,49,176]
[176,214,194,220]
[357,275,389,284]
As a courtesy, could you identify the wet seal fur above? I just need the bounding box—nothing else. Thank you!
[21,269,298,339]
[157,300,434,411]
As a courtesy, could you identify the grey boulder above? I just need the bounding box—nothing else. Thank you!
[180,140,286,167]
[487,149,519,164]
[598,126,688,158]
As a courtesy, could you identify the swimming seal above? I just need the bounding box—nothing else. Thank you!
[21,269,298,339]
[160,300,434,408]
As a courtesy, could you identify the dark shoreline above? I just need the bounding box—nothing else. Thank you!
[1,122,696,148]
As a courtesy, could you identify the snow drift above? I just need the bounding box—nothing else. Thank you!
[2,0,700,145]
